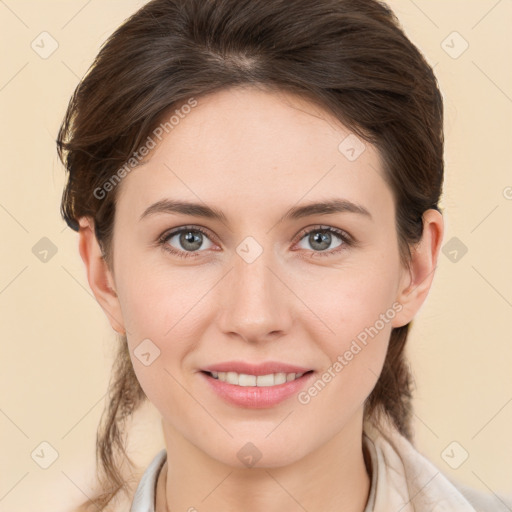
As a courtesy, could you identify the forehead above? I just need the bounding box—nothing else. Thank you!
[115,86,393,225]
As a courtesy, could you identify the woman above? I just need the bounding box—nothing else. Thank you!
[57,0,511,510]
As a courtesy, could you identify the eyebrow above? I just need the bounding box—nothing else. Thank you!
[139,198,372,223]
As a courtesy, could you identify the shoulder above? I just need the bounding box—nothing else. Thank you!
[130,449,167,512]
[450,479,512,512]
[363,416,512,512]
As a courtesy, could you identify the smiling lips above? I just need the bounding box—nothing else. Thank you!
[200,361,315,408]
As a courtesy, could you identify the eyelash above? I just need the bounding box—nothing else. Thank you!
[157,224,354,260]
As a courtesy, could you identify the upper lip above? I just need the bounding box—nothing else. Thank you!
[201,361,313,376]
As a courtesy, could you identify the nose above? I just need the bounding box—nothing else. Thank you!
[217,246,293,344]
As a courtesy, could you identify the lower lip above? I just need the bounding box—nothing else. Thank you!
[200,371,315,408]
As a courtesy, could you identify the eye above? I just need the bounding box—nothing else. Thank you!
[158,226,216,259]
[294,225,353,257]
[157,224,354,260]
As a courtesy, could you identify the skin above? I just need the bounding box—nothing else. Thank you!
[78,86,443,512]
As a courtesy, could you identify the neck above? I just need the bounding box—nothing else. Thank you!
[156,410,372,512]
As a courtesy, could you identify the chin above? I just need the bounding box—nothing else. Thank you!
[203,434,311,470]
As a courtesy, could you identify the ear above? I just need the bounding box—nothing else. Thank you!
[77,217,126,335]
[391,209,444,328]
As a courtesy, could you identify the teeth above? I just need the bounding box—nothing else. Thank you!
[256,374,274,387]
[239,373,257,386]
[226,371,238,385]
[209,371,305,387]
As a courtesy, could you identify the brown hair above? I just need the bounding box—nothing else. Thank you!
[57,0,443,509]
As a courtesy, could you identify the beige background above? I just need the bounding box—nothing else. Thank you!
[1,0,511,510]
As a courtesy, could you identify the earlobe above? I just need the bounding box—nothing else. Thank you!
[391,209,444,328]
[77,217,126,335]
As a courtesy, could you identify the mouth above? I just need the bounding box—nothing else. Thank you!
[199,367,316,408]
[201,370,314,387]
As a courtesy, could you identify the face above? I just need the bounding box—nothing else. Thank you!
[106,86,412,468]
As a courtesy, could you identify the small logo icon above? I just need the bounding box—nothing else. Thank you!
[31,31,59,59]
[32,237,58,262]
[31,441,59,469]
[442,236,468,263]
[237,442,262,467]
[338,134,366,161]
[236,236,263,264]
[133,338,161,366]
[441,31,469,59]
[441,441,469,469]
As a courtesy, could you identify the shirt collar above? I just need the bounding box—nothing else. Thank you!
[130,417,477,511]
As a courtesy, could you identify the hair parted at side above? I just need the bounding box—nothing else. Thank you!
[57,0,444,509]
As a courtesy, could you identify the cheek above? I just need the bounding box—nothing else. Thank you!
[301,261,399,344]
[298,261,399,392]
[115,255,211,336]
[116,263,216,399]
[296,273,395,420]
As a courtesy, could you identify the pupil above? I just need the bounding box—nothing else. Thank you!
[311,231,330,250]
[181,231,202,251]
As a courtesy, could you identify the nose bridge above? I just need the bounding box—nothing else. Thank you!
[218,238,291,341]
